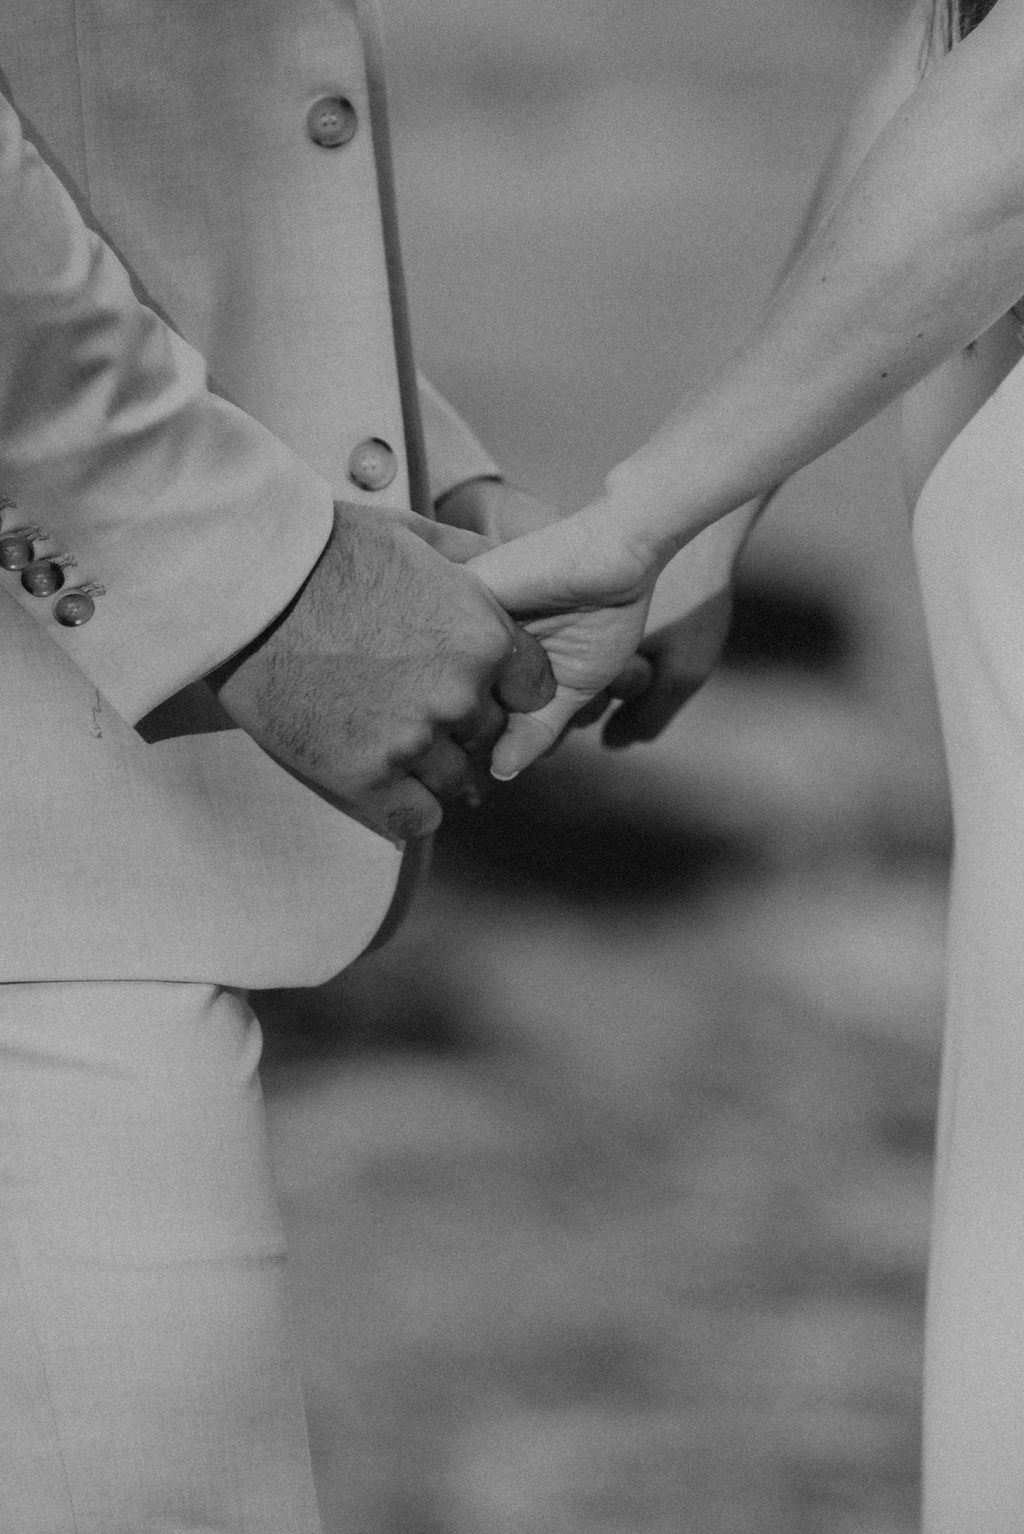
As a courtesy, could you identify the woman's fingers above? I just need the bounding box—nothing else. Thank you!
[469,510,660,777]
[602,676,700,748]
[453,698,508,758]
[565,655,655,731]
[606,653,655,701]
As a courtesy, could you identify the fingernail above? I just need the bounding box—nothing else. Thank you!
[490,767,520,782]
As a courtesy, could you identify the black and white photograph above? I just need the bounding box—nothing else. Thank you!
[0,2,1015,1530]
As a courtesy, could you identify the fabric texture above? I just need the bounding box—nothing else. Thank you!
[0,1,505,1523]
[0,981,324,1534]
[912,355,1024,1533]
[0,0,498,988]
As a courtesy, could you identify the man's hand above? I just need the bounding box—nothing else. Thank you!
[212,501,554,841]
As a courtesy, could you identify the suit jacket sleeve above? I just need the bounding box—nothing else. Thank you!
[417,373,503,506]
[0,89,335,725]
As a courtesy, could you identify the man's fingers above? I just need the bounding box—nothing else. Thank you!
[341,777,445,843]
[410,737,478,805]
[489,713,560,780]
[493,623,556,714]
[489,687,592,779]
[452,698,508,758]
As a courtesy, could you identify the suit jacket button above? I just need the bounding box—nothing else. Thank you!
[0,533,35,570]
[306,96,358,148]
[348,438,399,492]
[21,559,65,596]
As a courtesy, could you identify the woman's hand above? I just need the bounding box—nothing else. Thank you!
[601,585,735,747]
[467,502,661,777]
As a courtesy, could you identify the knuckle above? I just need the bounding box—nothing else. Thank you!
[388,722,435,765]
[437,678,485,726]
[483,626,516,670]
[357,746,403,788]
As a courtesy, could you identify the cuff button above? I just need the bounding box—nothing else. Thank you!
[21,558,68,596]
[54,590,96,627]
[0,533,36,571]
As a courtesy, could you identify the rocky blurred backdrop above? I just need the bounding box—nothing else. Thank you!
[256,2,949,1530]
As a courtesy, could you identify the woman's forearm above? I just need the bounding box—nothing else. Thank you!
[656,4,930,582]
[608,0,1024,563]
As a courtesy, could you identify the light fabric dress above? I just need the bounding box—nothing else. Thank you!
[912,357,1024,1531]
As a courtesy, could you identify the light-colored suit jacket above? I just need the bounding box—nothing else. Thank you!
[0,0,498,987]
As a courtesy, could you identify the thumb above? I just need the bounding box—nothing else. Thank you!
[407,517,495,565]
[489,685,595,779]
[492,622,556,714]
[468,532,567,614]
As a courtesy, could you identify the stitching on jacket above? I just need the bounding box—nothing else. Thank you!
[70,0,91,204]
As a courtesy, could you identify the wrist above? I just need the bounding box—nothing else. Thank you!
[603,410,777,567]
[599,459,696,572]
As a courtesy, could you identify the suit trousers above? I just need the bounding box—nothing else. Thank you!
[0,980,324,1533]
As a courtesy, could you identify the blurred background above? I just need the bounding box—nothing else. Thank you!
[257,2,951,1529]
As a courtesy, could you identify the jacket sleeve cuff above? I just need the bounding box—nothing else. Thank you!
[2,392,336,725]
[417,373,502,506]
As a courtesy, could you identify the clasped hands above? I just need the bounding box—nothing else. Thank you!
[214,482,727,841]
